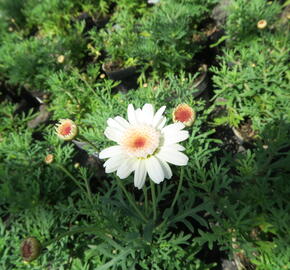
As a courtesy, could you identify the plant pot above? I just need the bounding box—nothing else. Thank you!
[192,64,210,98]
[102,62,138,81]
[75,12,110,33]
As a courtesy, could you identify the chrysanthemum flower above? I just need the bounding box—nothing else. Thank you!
[172,104,196,127]
[99,104,189,189]
[55,119,78,141]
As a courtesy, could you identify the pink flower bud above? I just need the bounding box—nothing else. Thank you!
[172,104,196,126]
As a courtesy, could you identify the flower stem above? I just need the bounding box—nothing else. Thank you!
[150,180,157,223]
[143,186,148,215]
[116,178,147,223]
[83,176,94,205]
[77,135,99,152]
[55,164,84,192]
[170,167,184,211]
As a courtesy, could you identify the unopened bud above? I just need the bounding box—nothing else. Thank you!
[21,237,42,262]
[74,162,80,169]
[257,20,267,29]
[55,119,78,141]
[172,104,196,127]
[44,154,54,164]
[57,55,65,63]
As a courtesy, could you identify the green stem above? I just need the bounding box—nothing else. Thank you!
[170,167,184,211]
[150,180,157,223]
[77,135,99,152]
[42,226,103,248]
[83,176,94,205]
[116,178,147,223]
[55,164,84,192]
[143,186,148,216]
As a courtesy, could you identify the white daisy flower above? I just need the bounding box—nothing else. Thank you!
[99,104,189,189]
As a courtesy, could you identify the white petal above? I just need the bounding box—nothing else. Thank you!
[104,154,126,173]
[107,117,125,132]
[134,160,147,189]
[157,117,167,130]
[162,122,185,134]
[156,147,189,166]
[116,157,137,179]
[127,104,137,125]
[163,130,189,145]
[152,106,166,127]
[135,108,144,124]
[114,116,130,129]
[142,104,154,124]
[156,157,172,179]
[104,127,123,143]
[145,156,164,184]
[99,145,123,159]
[168,144,185,151]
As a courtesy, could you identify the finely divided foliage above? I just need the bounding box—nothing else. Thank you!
[0,0,289,269]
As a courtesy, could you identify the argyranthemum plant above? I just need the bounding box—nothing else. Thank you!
[99,104,189,189]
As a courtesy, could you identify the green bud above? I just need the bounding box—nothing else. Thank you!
[20,237,42,262]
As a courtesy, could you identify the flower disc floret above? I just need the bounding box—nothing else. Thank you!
[121,124,160,158]
[99,104,189,189]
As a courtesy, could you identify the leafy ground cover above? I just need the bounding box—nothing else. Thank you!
[0,0,289,269]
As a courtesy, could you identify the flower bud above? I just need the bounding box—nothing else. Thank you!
[57,55,65,63]
[55,119,78,141]
[172,104,196,126]
[257,20,267,29]
[74,162,80,169]
[21,237,42,262]
[44,154,54,164]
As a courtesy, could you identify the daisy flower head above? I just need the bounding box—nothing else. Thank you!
[99,104,189,189]
[172,104,196,127]
[55,119,78,141]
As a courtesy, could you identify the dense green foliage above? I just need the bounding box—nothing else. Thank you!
[0,0,289,269]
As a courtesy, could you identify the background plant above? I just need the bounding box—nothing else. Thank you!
[128,0,217,76]
[225,0,281,46]
[211,31,290,131]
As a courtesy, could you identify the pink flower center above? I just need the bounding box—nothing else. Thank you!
[59,123,72,136]
[133,136,147,148]
[121,125,160,158]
